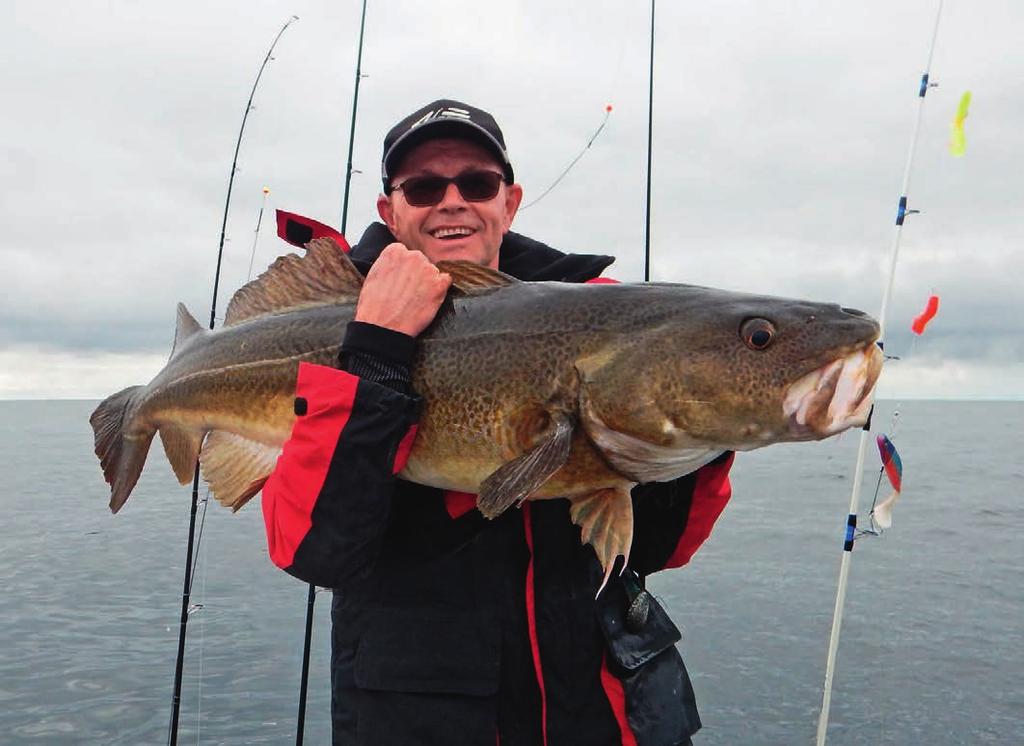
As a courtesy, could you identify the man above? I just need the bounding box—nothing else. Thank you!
[262,100,735,745]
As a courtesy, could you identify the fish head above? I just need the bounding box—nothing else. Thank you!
[651,290,882,447]
[578,286,883,475]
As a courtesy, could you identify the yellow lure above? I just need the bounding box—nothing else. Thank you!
[949,91,971,157]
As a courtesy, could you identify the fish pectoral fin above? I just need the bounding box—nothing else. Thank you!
[569,487,635,596]
[434,260,519,295]
[477,414,574,519]
[158,425,205,484]
[199,431,281,511]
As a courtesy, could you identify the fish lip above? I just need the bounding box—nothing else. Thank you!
[782,342,883,438]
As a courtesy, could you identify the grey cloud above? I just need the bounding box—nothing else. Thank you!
[3,0,1022,398]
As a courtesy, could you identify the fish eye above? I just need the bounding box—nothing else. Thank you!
[740,318,776,351]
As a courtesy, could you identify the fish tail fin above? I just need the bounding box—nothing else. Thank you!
[89,385,154,513]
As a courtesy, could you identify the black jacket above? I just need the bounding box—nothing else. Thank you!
[262,224,735,745]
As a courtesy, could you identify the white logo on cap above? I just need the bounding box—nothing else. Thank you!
[410,106,473,130]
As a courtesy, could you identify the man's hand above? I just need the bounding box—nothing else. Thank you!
[354,243,453,337]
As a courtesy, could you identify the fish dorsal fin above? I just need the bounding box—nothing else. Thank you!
[224,237,363,326]
[434,260,519,295]
[172,303,204,358]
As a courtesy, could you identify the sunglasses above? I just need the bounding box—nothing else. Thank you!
[388,171,506,207]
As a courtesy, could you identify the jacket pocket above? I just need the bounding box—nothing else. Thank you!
[354,608,500,696]
[596,575,681,671]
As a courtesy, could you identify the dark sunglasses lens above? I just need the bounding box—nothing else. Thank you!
[398,172,504,206]
[455,172,503,201]
[402,177,449,206]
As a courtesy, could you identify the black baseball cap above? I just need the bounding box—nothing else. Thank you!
[381,99,515,189]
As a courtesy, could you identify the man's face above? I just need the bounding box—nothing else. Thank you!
[377,138,523,269]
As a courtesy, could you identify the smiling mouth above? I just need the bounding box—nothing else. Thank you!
[430,227,476,240]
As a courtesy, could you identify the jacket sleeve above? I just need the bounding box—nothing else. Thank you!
[261,323,420,589]
[627,451,735,576]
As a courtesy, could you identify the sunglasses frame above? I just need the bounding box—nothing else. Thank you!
[387,170,507,207]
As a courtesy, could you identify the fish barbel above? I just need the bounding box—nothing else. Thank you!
[90,238,882,583]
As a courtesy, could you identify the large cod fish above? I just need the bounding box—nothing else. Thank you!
[91,238,882,581]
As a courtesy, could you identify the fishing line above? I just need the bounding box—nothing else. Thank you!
[815,3,945,743]
[520,2,628,215]
[518,105,613,212]
[188,490,211,598]
[193,500,212,746]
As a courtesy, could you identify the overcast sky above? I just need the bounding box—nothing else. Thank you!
[2,0,1021,399]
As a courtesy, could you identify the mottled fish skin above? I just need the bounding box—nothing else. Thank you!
[403,280,879,493]
[91,238,881,583]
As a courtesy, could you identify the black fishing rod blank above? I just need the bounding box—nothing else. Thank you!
[643,0,655,283]
[167,15,298,746]
[294,2,369,743]
[340,0,369,238]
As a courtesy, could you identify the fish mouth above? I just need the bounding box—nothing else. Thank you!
[782,343,883,437]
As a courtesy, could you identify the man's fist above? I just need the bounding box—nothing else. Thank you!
[354,243,453,337]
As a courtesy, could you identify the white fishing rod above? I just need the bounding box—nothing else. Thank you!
[815,3,944,743]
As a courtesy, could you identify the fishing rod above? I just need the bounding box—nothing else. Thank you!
[246,186,272,281]
[340,0,369,237]
[643,0,655,283]
[815,3,944,743]
[167,15,298,746]
[294,2,369,743]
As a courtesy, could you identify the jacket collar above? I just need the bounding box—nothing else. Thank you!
[349,222,615,283]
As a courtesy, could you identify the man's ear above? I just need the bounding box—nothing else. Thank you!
[503,183,524,232]
[377,193,397,233]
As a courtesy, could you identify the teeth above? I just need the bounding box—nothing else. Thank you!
[783,345,883,436]
[432,227,473,238]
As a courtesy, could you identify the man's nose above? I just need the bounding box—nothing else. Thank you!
[436,182,467,209]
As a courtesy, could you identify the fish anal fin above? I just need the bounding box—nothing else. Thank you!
[569,486,634,595]
[435,260,519,295]
[224,237,361,326]
[158,425,205,484]
[172,304,204,359]
[477,413,573,519]
[199,431,281,510]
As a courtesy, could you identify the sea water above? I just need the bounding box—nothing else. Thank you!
[1,400,1021,744]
